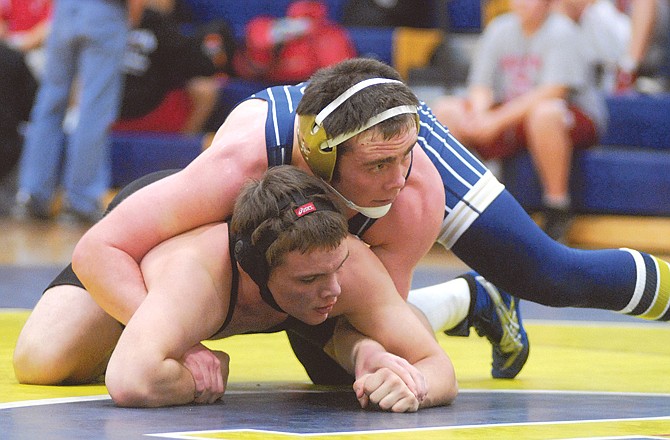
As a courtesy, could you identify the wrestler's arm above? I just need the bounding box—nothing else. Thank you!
[105,223,231,407]
[367,148,444,298]
[72,100,269,325]
[333,237,458,411]
[328,319,427,412]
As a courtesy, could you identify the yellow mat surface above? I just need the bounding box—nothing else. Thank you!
[3,310,670,403]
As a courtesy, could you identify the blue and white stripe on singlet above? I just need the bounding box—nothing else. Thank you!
[417,102,505,248]
[247,85,505,248]
[249,83,307,166]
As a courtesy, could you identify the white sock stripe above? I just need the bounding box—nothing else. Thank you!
[618,248,647,314]
[407,279,471,333]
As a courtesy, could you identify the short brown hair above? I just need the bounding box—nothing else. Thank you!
[297,58,420,143]
[230,166,348,270]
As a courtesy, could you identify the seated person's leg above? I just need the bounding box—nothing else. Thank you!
[183,77,220,134]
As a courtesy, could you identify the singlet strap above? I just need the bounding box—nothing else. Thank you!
[215,226,240,334]
[251,84,305,167]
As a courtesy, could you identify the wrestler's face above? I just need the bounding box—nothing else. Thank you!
[331,124,416,212]
[268,242,349,325]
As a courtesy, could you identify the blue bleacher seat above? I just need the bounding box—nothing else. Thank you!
[445,0,482,33]
[502,93,670,216]
[345,27,395,65]
[111,132,203,188]
[179,0,349,37]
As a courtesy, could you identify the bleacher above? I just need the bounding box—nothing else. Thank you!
[503,93,670,217]
[111,0,670,252]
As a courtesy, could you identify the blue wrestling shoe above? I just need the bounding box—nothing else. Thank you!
[445,273,529,379]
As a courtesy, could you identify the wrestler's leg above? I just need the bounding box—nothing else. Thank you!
[13,283,122,384]
[451,189,670,321]
[13,170,181,385]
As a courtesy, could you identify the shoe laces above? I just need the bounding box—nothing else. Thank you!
[476,276,524,355]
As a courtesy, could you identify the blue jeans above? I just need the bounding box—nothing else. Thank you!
[18,0,127,214]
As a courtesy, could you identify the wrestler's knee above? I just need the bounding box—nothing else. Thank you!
[13,285,118,385]
[13,333,78,385]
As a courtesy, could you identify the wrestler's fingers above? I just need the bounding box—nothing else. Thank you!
[353,376,370,409]
[372,382,419,413]
[209,351,230,404]
[364,368,423,412]
[382,357,426,401]
[389,394,420,413]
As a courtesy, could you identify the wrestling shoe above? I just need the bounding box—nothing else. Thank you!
[445,273,529,379]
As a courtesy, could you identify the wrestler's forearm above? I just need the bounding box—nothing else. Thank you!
[107,357,198,408]
[326,318,376,375]
[72,244,147,325]
[413,354,458,409]
[329,321,429,402]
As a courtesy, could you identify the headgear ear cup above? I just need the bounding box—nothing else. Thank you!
[298,113,335,181]
[233,234,270,287]
[298,78,419,182]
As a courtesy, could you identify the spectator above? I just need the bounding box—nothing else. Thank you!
[615,0,670,93]
[235,0,356,84]
[431,0,607,241]
[0,0,49,213]
[113,0,235,135]
[0,0,51,78]
[0,43,36,183]
[12,0,145,223]
[554,0,630,91]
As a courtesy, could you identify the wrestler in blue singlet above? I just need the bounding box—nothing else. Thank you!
[250,84,670,322]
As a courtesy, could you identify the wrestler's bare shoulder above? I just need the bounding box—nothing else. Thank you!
[142,222,231,271]
[207,99,270,155]
[192,99,270,177]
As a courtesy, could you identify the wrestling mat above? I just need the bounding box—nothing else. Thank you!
[1,265,670,439]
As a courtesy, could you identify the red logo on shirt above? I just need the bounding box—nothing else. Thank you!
[294,202,316,217]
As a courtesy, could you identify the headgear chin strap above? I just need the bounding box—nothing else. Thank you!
[325,183,392,219]
[298,78,420,182]
[233,191,338,313]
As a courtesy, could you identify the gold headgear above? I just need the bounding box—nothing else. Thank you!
[298,78,419,182]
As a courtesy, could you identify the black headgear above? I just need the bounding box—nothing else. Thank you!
[233,189,338,312]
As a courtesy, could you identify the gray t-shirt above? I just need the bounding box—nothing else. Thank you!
[468,12,608,135]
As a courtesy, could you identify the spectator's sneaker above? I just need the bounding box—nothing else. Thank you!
[445,273,529,379]
[11,192,52,220]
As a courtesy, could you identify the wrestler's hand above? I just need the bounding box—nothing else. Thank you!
[355,341,426,403]
[353,367,421,413]
[182,343,230,404]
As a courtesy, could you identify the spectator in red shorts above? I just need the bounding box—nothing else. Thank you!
[431,0,607,242]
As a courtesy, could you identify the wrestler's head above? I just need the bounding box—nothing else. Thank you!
[296,58,420,218]
[230,165,348,323]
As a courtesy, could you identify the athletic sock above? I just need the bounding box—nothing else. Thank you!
[407,278,471,333]
[619,249,670,321]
